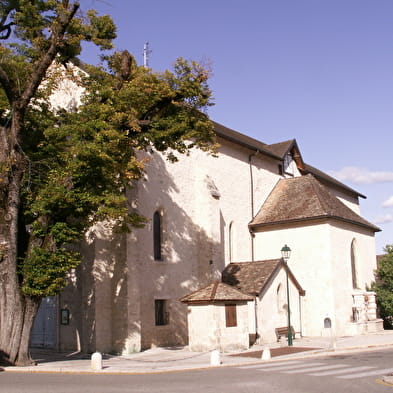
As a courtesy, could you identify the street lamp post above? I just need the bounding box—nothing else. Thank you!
[281,244,293,346]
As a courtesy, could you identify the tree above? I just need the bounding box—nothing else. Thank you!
[0,0,215,366]
[372,245,393,328]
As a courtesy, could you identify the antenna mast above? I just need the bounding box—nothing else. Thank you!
[143,42,152,68]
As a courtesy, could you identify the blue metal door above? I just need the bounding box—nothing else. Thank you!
[30,296,57,348]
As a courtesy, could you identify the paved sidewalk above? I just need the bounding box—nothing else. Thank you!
[2,331,393,375]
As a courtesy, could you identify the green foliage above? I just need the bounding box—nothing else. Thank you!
[21,246,80,297]
[0,1,216,299]
[7,0,116,58]
[372,245,393,328]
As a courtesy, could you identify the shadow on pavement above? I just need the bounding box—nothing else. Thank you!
[231,347,321,358]
[30,349,108,364]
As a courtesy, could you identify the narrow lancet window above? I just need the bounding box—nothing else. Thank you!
[351,239,358,289]
[153,210,162,261]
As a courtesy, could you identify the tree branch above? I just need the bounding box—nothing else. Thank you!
[0,5,15,40]
[0,63,15,103]
[17,2,80,110]
[0,22,14,40]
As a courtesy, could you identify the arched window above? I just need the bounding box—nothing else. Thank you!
[229,221,235,262]
[277,283,285,312]
[351,238,358,289]
[276,284,281,312]
[153,210,163,261]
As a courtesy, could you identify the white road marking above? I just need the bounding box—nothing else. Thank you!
[237,360,303,369]
[284,364,348,374]
[237,361,393,381]
[310,366,375,376]
[255,362,325,372]
[337,368,393,379]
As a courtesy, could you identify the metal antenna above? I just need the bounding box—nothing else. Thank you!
[143,42,152,68]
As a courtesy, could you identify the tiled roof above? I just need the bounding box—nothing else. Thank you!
[179,281,254,304]
[249,174,380,232]
[263,140,295,158]
[222,259,280,295]
[222,259,305,296]
[212,121,364,198]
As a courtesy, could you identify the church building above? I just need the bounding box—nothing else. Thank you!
[31,119,383,354]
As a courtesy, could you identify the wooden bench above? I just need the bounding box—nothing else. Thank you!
[275,326,296,342]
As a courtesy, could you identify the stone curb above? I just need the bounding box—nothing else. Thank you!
[2,341,393,375]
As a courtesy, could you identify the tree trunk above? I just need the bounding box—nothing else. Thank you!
[0,113,41,366]
[0,285,40,365]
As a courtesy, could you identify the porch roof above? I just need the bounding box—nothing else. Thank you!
[222,259,305,297]
[179,281,254,304]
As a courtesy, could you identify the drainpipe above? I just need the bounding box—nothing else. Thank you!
[254,295,259,344]
[248,151,259,262]
[299,293,303,338]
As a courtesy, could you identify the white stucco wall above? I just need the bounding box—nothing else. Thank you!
[187,302,249,352]
[46,62,86,112]
[256,268,303,344]
[253,219,377,337]
[328,222,377,335]
[328,186,361,214]
[128,138,283,349]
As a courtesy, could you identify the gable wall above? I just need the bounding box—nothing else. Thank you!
[256,267,302,344]
[253,219,377,338]
[253,222,335,336]
[328,221,377,334]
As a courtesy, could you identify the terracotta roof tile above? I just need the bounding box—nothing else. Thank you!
[221,259,305,297]
[249,174,380,232]
[180,281,254,304]
[221,260,281,295]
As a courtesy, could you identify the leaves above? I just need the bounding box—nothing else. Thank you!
[21,246,80,297]
[0,1,216,299]
[372,245,393,326]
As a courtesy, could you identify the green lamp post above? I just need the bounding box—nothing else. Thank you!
[281,244,293,346]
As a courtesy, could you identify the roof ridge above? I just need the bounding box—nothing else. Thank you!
[210,280,219,301]
[266,139,295,147]
[229,259,281,265]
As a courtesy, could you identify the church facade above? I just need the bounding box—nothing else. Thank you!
[31,120,383,354]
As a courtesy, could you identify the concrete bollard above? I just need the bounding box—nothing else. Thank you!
[261,347,271,361]
[210,350,221,366]
[91,352,103,371]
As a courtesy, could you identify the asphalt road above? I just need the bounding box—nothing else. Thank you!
[1,349,393,393]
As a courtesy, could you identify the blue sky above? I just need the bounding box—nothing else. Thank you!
[79,0,393,253]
